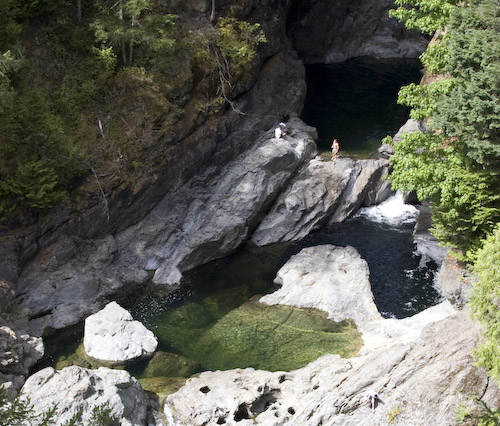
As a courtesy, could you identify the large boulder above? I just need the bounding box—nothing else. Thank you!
[164,313,500,426]
[260,245,382,325]
[21,366,155,426]
[251,157,392,246]
[83,302,157,363]
[259,245,455,352]
[0,325,43,392]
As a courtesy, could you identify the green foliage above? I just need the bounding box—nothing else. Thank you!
[477,400,500,426]
[419,32,450,74]
[388,129,500,256]
[432,0,500,168]
[388,0,500,260]
[469,225,500,381]
[0,388,114,426]
[387,406,403,424]
[0,388,40,426]
[0,49,24,112]
[397,78,455,120]
[92,0,177,67]
[216,17,267,72]
[0,89,86,216]
[456,402,472,423]
[0,0,23,51]
[389,0,459,34]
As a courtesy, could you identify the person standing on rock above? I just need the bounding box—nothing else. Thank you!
[364,389,381,413]
[331,138,340,161]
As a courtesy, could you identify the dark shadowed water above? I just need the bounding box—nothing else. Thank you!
[301,57,423,158]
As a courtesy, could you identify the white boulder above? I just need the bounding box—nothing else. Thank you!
[83,302,157,362]
[21,366,152,426]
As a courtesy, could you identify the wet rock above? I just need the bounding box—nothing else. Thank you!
[83,302,157,363]
[413,203,449,266]
[21,366,154,426]
[435,255,475,309]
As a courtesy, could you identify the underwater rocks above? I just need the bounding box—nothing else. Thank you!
[164,312,500,426]
[21,366,155,426]
[83,302,157,363]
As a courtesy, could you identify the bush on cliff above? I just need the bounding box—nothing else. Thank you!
[0,0,266,225]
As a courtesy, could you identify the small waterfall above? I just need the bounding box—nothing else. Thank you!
[355,192,418,225]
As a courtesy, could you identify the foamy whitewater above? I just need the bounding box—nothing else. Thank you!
[355,192,418,225]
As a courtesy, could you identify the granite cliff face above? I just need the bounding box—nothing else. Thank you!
[287,0,429,63]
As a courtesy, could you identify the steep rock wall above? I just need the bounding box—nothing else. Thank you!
[287,0,429,63]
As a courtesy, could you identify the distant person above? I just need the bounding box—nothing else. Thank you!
[274,126,282,139]
[331,138,340,160]
[364,390,381,413]
[279,122,288,136]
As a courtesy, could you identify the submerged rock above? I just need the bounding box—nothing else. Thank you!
[142,352,199,379]
[83,302,157,363]
[21,366,154,426]
[188,299,362,372]
[164,313,500,426]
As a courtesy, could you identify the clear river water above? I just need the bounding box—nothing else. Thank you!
[37,57,442,381]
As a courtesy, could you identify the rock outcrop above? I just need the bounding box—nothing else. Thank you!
[251,157,392,246]
[0,324,43,393]
[21,366,155,426]
[83,302,157,363]
[164,313,500,426]
[164,246,499,425]
[14,118,317,334]
[287,0,429,64]
[260,245,382,325]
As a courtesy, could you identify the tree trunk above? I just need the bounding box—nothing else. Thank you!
[210,0,216,23]
[76,0,82,22]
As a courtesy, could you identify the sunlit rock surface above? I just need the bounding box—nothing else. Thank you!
[164,312,500,426]
[21,366,154,426]
[83,302,157,363]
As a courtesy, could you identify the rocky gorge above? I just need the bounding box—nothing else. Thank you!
[1,0,499,425]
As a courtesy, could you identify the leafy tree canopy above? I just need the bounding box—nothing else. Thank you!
[387,0,500,259]
[390,0,460,34]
